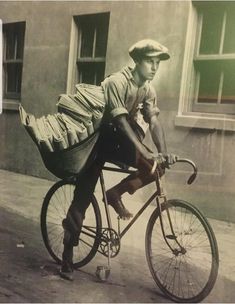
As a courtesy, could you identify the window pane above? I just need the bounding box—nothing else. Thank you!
[223,6,235,53]
[196,62,220,103]
[78,13,109,58]
[78,62,105,85]
[80,24,95,58]
[5,63,22,94]
[79,63,95,84]
[4,22,25,60]
[199,7,223,54]
[16,24,25,59]
[221,61,235,104]
[5,28,16,59]
[95,63,106,85]
[95,16,109,57]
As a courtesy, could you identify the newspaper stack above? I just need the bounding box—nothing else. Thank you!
[19,105,90,153]
[57,83,105,131]
[19,84,106,153]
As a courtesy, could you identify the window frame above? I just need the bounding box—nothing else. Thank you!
[175,2,235,131]
[66,12,109,93]
[2,21,26,110]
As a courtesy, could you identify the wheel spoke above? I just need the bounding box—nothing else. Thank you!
[41,181,101,268]
[146,199,218,302]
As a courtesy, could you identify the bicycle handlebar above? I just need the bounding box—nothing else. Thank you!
[175,158,198,184]
[104,157,198,185]
[151,157,198,185]
[150,160,158,175]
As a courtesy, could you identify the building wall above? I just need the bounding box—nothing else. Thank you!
[1,1,235,222]
[0,1,189,175]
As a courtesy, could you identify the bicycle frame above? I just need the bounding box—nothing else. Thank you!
[100,159,197,253]
[101,166,176,251]
[101,166,159,237]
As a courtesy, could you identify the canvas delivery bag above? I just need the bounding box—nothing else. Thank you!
[19,84,105,179]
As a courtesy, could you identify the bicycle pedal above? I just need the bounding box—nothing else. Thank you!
[96,265,111,282]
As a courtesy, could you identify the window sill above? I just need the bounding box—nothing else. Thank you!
[175,114,235,132]
[2,99,20,111]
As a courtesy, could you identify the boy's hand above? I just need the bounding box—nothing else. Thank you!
[163,153,178,168]
[154,153,178,169]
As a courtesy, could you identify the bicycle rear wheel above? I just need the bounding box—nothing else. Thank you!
[146,199,219,303]
[41,178,102,268]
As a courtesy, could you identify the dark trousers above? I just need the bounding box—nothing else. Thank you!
[63,124,159,246]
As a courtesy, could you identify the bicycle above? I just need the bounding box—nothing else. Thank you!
[40,158,219,303]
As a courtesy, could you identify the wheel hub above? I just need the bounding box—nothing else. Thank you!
[172,247,187,256]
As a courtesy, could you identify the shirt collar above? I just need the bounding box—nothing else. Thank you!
[122,66,149,89]
[121,66,134,80]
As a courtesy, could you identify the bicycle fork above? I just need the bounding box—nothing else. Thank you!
[155,174,186,255]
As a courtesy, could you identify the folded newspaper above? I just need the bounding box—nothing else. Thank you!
[19,84,106,154]
[57,84,105,130]
[20,106,87,152]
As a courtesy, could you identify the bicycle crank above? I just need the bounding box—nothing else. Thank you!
[99,228,120,258]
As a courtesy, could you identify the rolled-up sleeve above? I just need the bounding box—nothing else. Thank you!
[102,75,128,120]
[142,84,160,123]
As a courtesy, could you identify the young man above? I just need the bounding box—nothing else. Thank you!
[60,39,177,280]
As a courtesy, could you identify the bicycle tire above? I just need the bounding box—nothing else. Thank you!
[145,199,219,303]
[41,178,102,268]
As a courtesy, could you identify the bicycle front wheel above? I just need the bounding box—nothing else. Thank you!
[41,179,102,268]
[146,199,219,303]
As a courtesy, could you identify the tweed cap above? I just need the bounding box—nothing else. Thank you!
[129,39,170,61]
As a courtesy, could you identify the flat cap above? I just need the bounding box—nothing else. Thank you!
[129,39,170,61]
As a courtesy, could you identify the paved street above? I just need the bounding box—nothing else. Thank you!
[0,169,235,302]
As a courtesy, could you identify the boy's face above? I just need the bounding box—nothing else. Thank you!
[135,56,161,81]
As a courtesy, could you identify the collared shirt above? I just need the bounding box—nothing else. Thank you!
[101,66,160,138]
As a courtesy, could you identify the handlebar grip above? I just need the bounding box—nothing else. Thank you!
[150,160,157,175]
[187,173,197,185]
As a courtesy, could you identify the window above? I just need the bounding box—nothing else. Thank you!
[193,2,235,115]
[176,2,235,130]
[75,13,110,85]
[2,22,25,102]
